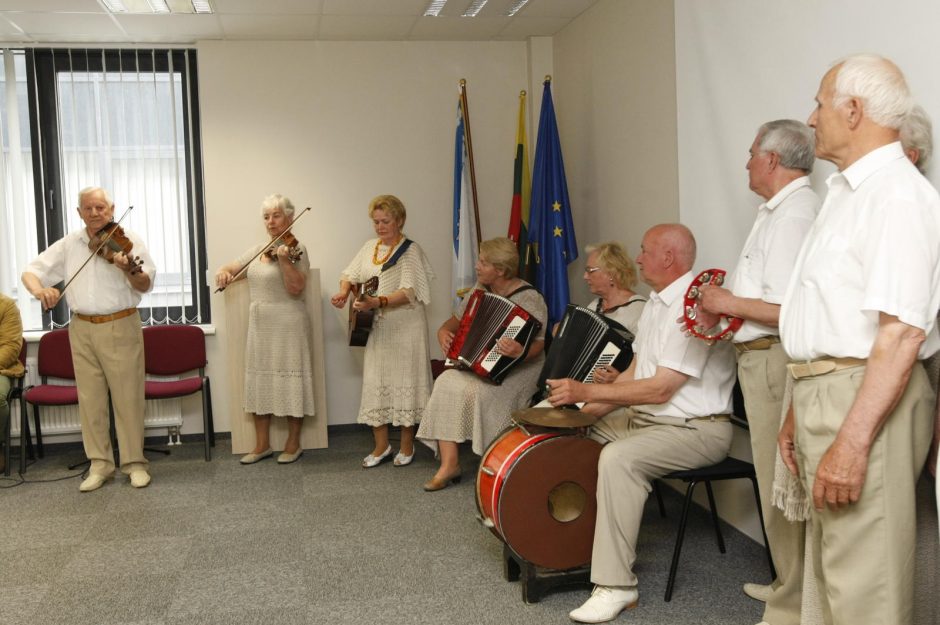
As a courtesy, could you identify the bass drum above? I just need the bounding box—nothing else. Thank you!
[476,425,602,570]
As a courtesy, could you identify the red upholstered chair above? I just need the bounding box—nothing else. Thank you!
[143,325,214,461]
[3,341,27,477]
[21,329,78,473]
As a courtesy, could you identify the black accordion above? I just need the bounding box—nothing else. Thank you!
[446,289,543,384]
[537,304,634,399]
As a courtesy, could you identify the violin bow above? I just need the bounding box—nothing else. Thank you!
[59,205,135,297]
[215,206,312,293]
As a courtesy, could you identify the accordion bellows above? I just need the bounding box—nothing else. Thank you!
[446,289,543,384]
[537,304,635,401]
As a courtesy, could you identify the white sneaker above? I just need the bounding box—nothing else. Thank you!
[568,585,639,623]
[743,582,772,602]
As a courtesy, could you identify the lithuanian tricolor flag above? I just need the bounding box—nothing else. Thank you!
[507,90,534,283]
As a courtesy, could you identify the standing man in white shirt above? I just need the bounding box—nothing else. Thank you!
[779,55,940,625]
[546,224,737,623]
[22,186,156,492]
[695,120,819,625]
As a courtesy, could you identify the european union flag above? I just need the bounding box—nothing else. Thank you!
[528,78,577,329]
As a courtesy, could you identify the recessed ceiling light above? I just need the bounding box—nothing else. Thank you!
[148,0,170,13]
[191,0,212,13]
[101,0,128,12]
[423,0,447,17]
[505,0,530,16]
[462,0,488,17]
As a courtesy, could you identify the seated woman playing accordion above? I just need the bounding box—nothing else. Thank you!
[416,238,547,492]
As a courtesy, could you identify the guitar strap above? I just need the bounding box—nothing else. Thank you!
[381,239,413,272]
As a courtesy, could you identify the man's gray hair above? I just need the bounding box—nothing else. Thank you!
[77,186,113,207]
[832,54,913,130]
[900,104,932,174]
[757,119,815,173]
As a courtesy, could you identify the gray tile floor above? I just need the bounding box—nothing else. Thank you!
[0,429,771,625]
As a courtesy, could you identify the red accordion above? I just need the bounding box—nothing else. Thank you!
[446,289,543,384]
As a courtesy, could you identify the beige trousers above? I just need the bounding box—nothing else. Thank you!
[589,408,732,587]
[792,363,933,625]
[69,314,147,476]
[738,343,805,625]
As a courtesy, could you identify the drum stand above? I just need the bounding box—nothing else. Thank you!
[502,544,591,603]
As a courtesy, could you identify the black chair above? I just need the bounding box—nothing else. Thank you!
[3,341,27,477]
[653,417,776,602]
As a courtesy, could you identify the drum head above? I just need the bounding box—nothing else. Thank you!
[498,435,602,570]
[513,406,596,428]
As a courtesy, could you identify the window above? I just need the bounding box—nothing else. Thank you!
[0,48,208,330]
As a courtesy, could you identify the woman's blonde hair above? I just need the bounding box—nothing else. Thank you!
[480,237,520,280]
[585,241,638,290]
[368,194,406,227]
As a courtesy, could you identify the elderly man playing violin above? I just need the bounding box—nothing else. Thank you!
[22,186,156,492]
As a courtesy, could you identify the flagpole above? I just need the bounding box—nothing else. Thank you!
[459,79,482,248]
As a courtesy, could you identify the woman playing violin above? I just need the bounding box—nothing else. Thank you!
[215,194,315,465]
[22,186,156,491]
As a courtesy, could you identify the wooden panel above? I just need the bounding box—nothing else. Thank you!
[224,269,328,454]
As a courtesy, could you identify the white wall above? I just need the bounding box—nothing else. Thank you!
[552,0,680,305]
[197,40,529,432]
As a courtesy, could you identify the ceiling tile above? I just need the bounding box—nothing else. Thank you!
[116,14,224,40]
[321,0,429,16]
[409,16,507,40]
[4,13,125,37]
[317,15,415,40]
[212,0,324,15]
[495,15,568,38]
[0,16,27,37]
[0,0,104,12]
[219,14,319,40]
[515,0,598,19]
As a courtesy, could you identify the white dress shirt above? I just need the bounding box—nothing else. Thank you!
[632,271,736,420]
[780,142,940,360]
[25,228,156,315]
[728,177,820,343]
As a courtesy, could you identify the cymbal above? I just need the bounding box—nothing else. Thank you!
[512,407,595,428]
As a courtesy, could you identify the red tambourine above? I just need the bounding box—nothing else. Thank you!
[683,269,743,344]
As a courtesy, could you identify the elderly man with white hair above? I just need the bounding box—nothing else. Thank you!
[778,55,940,625]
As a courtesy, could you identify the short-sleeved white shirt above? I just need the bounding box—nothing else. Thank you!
[728,177,820,343]
[25,228,156,316]
[780,142,940,360]
[632,271,736,420]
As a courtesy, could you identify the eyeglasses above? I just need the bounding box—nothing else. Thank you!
[584,266,602,274]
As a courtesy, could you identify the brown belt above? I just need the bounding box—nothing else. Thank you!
[734,336,780,354]
[787,357,867,380]
[73,307,138,324]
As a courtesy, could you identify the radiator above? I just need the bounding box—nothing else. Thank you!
[10,356,185,444]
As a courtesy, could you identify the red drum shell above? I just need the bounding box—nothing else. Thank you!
[476,426,602,570]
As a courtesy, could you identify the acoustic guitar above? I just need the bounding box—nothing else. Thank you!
[348,276,379,347]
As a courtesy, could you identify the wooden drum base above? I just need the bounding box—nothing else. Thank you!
[502,544,591,603]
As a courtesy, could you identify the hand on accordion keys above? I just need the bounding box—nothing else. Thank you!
[493,336,524,359]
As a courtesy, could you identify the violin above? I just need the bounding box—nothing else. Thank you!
[88,222,144,275]
[263,230,304,264]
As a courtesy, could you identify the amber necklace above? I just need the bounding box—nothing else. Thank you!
[372,235,402,265]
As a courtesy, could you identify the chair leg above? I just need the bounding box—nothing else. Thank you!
[750,476,777,580]
[705,481,726,554]
[653,479,667,517]
[665,480,698,602]
[201,383,211,462]
[3,403,11,477]
[32,404,43,458]
[20,401,32,473]
[205,378,215,447]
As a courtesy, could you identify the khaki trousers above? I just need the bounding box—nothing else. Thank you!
[738,343,805,625]
[69,314,147,476]
[589,408,732,587]
[792,363,933,625]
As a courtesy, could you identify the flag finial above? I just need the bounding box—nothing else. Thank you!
[544,75,552,83]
